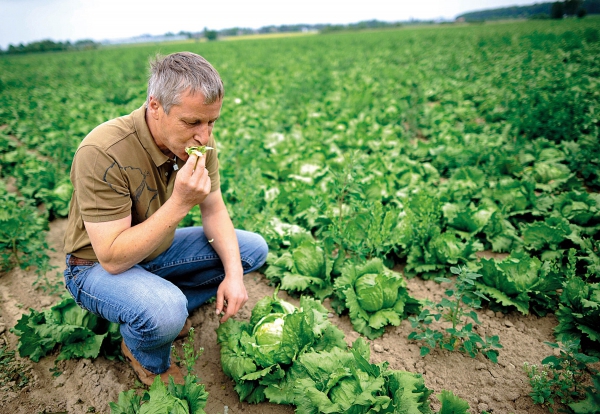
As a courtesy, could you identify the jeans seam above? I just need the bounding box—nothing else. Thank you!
[241,255,256,269]
[148,255,256,273]
[147,255,221,272]
[195,274,225,287]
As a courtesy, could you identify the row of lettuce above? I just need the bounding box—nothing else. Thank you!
[1,16,600,413]
[11,290,471,414]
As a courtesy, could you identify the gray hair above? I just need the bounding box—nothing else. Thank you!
[146,52,224,113]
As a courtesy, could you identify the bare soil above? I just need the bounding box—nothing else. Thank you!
[0,219,561,414]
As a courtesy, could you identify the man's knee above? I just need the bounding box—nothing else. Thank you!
[253,232,269,268]
[131,288,188,340]
[238,230,269,271]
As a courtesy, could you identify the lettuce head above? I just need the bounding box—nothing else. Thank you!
[334,258,421,339]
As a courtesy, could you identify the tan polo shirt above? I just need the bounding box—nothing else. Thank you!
[63,105,220,262]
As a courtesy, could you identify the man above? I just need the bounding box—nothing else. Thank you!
[63,52,268,385]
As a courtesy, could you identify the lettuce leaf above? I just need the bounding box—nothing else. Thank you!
[265,233,333,300]
[475,251,561,315]
[216,293,346,404]
[334,258,421,339]
[555,278,600,351]
[11,296,121,362]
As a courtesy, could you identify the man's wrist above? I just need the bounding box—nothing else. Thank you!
[223,265,244,280]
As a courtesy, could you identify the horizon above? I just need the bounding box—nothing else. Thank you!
[0,0,545,50]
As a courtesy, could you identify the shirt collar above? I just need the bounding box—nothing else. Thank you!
[132,104,171,167]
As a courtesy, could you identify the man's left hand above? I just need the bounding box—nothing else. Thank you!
[215,274,248,323]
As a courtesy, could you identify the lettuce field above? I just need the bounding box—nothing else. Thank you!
[1,16,600,414]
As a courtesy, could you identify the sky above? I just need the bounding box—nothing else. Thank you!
[0,0,543,49]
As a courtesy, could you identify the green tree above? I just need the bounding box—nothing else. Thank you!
[564,0,583,14]
[204,27,218,41]
[551,2,565,18]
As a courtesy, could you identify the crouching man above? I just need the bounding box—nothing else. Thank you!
[63,52,267,385]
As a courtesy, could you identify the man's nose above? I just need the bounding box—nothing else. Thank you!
[194,125,210,145]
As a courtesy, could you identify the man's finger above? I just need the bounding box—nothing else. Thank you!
[220,302,237,323]
[183,152,205,172]
[215,291,224,317]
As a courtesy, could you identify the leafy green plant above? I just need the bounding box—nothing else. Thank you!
[318,151,404,264]
[264,233,333,300]
[0,193,51,275]
[554,277,600,353]
[569,373,600,414]
[216,292,347,404]
[333,258,421,339]
[0,345,30,391]
[290,337,469,414]
[399,192,480,278]
[218,293,470,413]
[523,339,599,412]
[174,327,200,376]
[11,296,122,362]
[110,328,209,414]
[408,266,503,362]
[474,250,562,316]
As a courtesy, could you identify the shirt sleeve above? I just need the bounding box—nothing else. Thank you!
[73,145,132,222]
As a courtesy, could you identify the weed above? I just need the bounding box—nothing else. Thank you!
[33,270,64,297]
[408,266,503,362]
[0,345,30,390]
[173,327,203,377]
[523,339,598,412]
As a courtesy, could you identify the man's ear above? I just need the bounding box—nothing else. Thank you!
[147,97,161,119]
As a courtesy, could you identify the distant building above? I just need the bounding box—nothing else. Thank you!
[101,34,188,46]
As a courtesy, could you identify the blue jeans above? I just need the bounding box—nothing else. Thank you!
[64,227,268,374]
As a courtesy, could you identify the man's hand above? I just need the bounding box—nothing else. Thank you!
[215,273,248,323]
[171,153,212,209]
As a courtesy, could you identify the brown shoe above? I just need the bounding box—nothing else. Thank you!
[121,340,184,386]
[176,318,192,340]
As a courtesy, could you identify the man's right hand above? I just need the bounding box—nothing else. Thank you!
[172,153,212,209]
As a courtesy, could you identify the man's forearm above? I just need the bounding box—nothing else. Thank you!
[201,208,243,279]
[86,197,189,274]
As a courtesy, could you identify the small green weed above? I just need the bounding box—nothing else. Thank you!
[0,345,30,390]
[0,193,51,275]
[33,270,64,297]
[523,339,598,412]
[173,327,203,376]
[408,266,503,362]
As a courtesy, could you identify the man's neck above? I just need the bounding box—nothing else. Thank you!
[145,107,174,157]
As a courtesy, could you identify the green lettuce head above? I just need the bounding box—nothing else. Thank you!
[354,273,399,312]
[265,233,333,300]
[253,313,285,351]
[334,258,421,339]
[329,376,363,405]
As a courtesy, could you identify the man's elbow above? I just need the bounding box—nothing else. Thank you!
[98,257,131,275]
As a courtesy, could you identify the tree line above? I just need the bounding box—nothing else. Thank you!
[1,39,100,55]
[457,0,599,21]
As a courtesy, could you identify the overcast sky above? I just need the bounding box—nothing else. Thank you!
[1,0,542,49]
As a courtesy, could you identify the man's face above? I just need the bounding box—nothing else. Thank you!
[147,89,222,160]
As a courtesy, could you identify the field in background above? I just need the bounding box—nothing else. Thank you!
[1,17,599,413]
